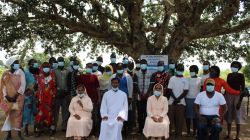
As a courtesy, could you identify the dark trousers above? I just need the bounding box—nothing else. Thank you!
[137,100,147,133]
[168,104,185,136]
[123,100,136,134]
[53,95,71,131]
[90,105,101,136]
[197,115,222,140]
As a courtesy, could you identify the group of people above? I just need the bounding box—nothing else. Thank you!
[0,52,248,140]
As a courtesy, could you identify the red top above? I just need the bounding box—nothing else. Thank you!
[203,77,240,95]
[77,74,100,104]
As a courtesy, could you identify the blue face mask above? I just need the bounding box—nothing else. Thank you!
[231,67,238,73]
[52,63,58,69]
[117,70,124,74]
[123,59,129,64]
[33,63,39,68]
[73,65,79,70]
[58,62,64,67]
[140,64,147,70]
[70,61,74,66]
[203,65,209,71]
[43,68,50,73]
[176,71,184,76]
[86,68,92,73]
[13,64,20,70]
[106,71,112,76]
[169,64,175,69]
[111,58,116,63]
[158,66,164,72]
[154,91,161,97]
[206,85,215,92]
[92,66,98,71]
[190,72,196,77]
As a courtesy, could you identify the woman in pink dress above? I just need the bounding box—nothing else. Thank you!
[66,84,93,140]
[143,83,170,140]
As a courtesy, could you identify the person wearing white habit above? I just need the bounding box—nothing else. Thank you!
[99,77,128,140]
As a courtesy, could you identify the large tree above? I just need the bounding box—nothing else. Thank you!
[0,0,249,62]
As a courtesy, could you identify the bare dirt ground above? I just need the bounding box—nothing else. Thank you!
[0,100,250,140]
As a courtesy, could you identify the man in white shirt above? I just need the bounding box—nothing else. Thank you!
[194,78,227,140]
[99,77,128,140]
[167,64,189,137]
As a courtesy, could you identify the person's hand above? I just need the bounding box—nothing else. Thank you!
[77,100,83,108]
[172,99,180,105]
[236,102,241,110]
[102,116,108,121]
[158,116,163,123]
[117,116,124,122]
[212,117,220,125]
[74,114,81,120]
[151,116,158,122]
[128,98,132,105]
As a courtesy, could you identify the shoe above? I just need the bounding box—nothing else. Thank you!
[4,131,12,140]
[18,131,24,140]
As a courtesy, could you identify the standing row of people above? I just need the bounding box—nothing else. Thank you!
[0,53,247,140]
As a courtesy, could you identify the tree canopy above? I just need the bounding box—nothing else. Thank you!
[0,0,249,62]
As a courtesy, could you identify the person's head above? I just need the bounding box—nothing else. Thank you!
[140,59,148,71]
[6,56,20,71]
[157,61,165,72]
[176,64,184,76]
[123,56,129,65]
[49,57,57,69]
[110,52,116,63]
[127,60,134,72]
[116,63,124,75]
[76,84,86,97]
[168,59,176,70]
[28,59,39,74]
[153,83,163,97]
[57,57,65,68]
[92,61,99,72]
[85,63,93,74]
[205,78,215,93]
[203,61,210,71]
[72,60,80,71]
[42,62,51,75]
[69,56,77,66]
[135,59,141,70]
[96,56,103,66]
[104,65,113,76]
[189,65,199,77]
[231,61,242,73]
[209,65,220,78]
[111,77,120,92]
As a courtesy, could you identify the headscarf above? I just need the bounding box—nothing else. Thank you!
[5,56,19,68]
[153,83,164,96]
[102,65,114,81]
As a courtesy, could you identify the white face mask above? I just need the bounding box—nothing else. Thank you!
[78,93,85,98]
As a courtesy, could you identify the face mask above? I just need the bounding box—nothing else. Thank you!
[106,71,112,76]
[73,65,80,70]
[78,94,85,98]
[203,65,209,71]
[112,87,119,92]
[58,62,64,67]
[210,72,217,78]
[13,64,20,70]
[136,64,140,68]
[123,59,129,64]
[190,72,196,77]
[176,71,184,76]
[33,63,39,68]
[70,61,74,66]
[231,67,239,73]
[111,58,116,63]
[97,61,103,66]
[117,70,124,74]
[86,68,92,73]
[92,66,98,71]
[158,66,164,72]
[140,64,147,70]
[154,91,161,97]
[206,85,215,92]
[43,68,50,73]
[169,64,175,69]
[52,63,58,69]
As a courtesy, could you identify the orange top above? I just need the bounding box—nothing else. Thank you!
[203,77,240,95]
